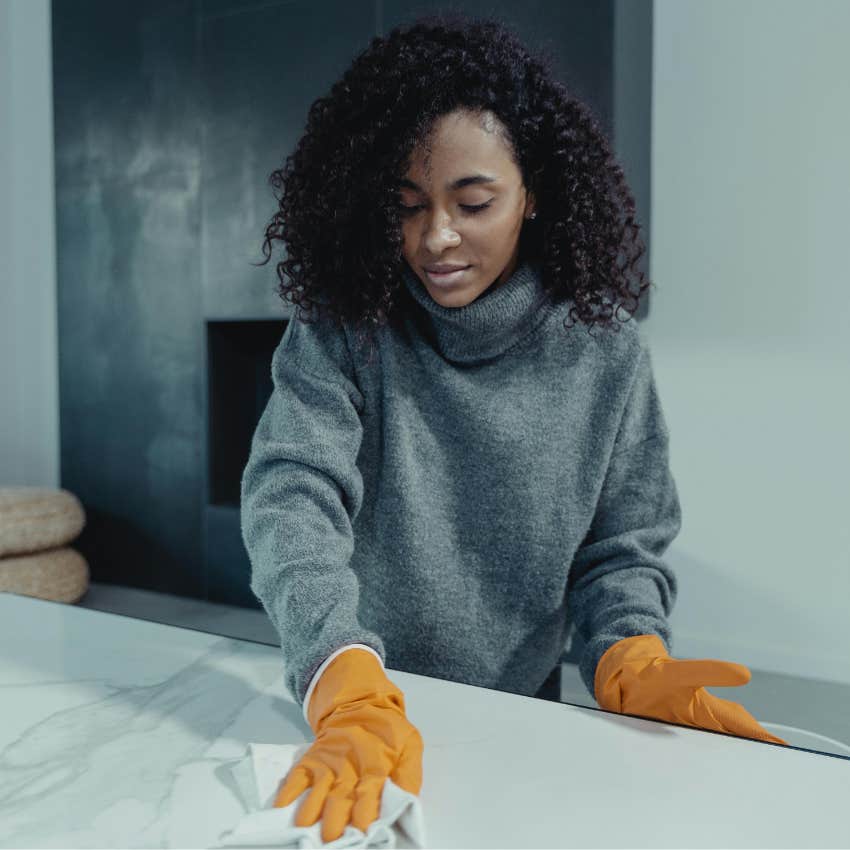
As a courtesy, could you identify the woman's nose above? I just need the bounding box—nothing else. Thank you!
[423,215,461,248]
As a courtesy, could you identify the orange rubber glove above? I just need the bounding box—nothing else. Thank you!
[594,634,788,745]
[273,648,424,844]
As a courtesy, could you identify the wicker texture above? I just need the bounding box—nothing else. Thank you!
[0,546,90,603]
[0,487,89,603]
[0,487,86,556]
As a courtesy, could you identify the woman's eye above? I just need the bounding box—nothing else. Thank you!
[461,202,492,213]
[398,201,493,215]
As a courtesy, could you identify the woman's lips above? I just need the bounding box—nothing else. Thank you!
[424,265,471,287]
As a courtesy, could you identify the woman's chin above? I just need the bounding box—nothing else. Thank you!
[427,285,479,307]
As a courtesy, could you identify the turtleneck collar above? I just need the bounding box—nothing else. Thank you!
[399,258,553,364]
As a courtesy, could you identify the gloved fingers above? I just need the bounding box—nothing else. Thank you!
[654,657,751,691]
[292,761,334,828]
[349,773,386,834]
[320,777,358,844]
[694,689,789,745]
[272,763,311,809]
[757,727,790,746]
[390,729,425,795]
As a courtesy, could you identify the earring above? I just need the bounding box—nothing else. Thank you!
[529,212,537,220]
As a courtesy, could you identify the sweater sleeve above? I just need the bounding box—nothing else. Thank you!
[567,329,682,699]
[239,310,386,710]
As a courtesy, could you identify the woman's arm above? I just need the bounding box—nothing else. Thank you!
[239,311,386,711]
[567,331,682,697]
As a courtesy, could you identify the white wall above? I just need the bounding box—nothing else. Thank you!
[650,0,850,684]
[0,0,58,488]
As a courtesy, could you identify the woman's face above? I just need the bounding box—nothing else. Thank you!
[398,109,536,308]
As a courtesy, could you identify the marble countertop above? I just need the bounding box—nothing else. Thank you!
[0,592,848,849]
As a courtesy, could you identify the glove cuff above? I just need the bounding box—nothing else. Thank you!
[306,647,405,733]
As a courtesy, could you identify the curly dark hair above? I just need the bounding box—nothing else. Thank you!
[255,10,653,363]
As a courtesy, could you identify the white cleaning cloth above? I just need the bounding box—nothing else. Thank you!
[214,742,427,849]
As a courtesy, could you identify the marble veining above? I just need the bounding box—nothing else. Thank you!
[0,634,286,848]
[2,593,849,850]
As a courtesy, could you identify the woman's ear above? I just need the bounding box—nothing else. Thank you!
[525,190,537,220]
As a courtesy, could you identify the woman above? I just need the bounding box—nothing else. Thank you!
[240,12,787,844]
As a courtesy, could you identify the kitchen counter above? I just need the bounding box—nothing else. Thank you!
[0,592,847,848]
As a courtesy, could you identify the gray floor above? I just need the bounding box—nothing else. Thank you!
[76,582,850,759]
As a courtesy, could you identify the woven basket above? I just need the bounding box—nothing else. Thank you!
[0,546,90,604]
[0,487,86,557]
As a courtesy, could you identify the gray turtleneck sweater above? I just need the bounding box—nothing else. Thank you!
[240,258,681,715]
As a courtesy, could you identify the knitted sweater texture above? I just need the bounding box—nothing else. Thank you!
[240,258,681,709]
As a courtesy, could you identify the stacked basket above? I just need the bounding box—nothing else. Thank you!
[0,487,90,603]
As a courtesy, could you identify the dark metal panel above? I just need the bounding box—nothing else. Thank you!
[200,0,376,319]
[205,319,286,606]
[54,0,206,596]
[613,0,652,320]
[206,319,284,507]
[206,503,256,608]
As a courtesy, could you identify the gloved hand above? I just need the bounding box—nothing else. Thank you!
[594,634,788,746]
[273,648,424,844]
